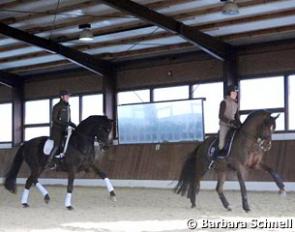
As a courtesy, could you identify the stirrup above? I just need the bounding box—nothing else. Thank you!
[48,163,57,170]
[208,160,215,169]
[55,153,65,159]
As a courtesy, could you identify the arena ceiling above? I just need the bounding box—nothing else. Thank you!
[0,0,295,78]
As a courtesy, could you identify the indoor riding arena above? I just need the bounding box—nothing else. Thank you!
[1,1,295,232]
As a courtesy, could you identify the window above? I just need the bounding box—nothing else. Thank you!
[82,94,103,120]
[192,82,223,133]
[25,99,50,124]
[24,99,50,141]
[117,89,150,105]
[25,127,50,141]
[240,76,284,110]
[153,85,189,101]
[241,113,285,131]
[289,75,295,130]
[0,103,12,142]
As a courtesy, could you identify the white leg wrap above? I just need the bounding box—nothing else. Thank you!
[104,178,114,192]
[21,189,30,204]
[65,193,72,207]
[36,183,48,196]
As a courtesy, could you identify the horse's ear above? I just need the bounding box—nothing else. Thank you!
[271,113,280,120]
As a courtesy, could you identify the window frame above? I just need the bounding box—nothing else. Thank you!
[23,91,103,141]
[239,75,288,132]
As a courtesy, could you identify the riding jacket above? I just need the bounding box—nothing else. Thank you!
[51,99,72,130]
[219,96,240,127]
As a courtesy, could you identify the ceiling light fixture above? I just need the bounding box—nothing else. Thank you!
[221,0,239,15]
[79,23,94,41]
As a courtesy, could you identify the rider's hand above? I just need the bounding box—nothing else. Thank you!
[230,120,240,129]
[68,122,77,129]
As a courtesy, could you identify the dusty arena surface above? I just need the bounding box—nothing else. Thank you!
[0,185,294,232]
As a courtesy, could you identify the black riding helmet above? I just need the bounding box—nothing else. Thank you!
[59,90,71,97]
[227,85,239,95]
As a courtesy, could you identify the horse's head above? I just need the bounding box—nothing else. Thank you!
[257,113,278,152]
[243,111,278,152]
[77,115,113,148]
[95,116,113,149]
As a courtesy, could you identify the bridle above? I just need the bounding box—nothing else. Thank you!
[240,120,274,152]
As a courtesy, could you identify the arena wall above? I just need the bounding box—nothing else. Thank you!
[1,41,295,186]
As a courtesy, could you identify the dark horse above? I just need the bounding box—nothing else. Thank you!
[175,110,285,212]
[4,115,116,210]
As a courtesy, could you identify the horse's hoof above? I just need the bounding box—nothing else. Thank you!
[110,195,117,202]
[44,194,50,204]
[66,206,74,210]
[226,206,232,211]
[191,204,196,208]
[244,208,250,213]
[110,191,117,202]
[22,203,29,208]
[279,190,287,197]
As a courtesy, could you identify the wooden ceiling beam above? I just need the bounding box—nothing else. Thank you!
[3,21,295,66]
[8,22,295,74]
[7,43,194,74]
[0,0,281,43]
[100,0,231,61]
[0,0,37,9]
[0,22,113,77]
[1,0,99,25]
[0,0,195,25]
[0,70,23,88]
[0,0,287,54]
[1,4,294,56]
[0,31,174,64]
[192,7,295,32]
[221,24,295,41]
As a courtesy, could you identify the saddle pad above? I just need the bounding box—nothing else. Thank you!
[43,139,54,155]
[208,129,237,160]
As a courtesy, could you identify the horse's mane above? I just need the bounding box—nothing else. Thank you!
[243,110,270,125]
[77,115,109,129]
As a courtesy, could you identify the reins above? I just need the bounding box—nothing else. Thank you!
[239,124,272,152]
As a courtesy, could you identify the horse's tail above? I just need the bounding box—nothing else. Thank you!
[4,144,25,193]
[174,145,201,203]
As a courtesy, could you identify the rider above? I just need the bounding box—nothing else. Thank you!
[216,84,242,158]
[49,90,76,161]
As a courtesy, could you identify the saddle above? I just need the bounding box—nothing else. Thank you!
[43,127,73,157]
[43,139,54,155]
[208,128,237,160]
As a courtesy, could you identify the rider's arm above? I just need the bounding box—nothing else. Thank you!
[234,110,242,125]
[219,101,230,124]
[52,105,68,127]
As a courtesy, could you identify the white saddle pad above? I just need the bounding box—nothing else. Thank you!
[43,139,54,155]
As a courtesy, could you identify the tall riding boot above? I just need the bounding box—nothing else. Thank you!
[209,148,225,169]
[47,147,58,169]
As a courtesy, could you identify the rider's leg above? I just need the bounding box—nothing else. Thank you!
[47,128,64,168]
[217,125,230,158]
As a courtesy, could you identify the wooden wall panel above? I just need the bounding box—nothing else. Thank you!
[0,141,294,182]
[239,48,295,77]
[238,40,295,77]
[117,58,222,89]
[25,70,103,99]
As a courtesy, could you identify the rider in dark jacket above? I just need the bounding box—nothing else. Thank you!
[49,90,76,160]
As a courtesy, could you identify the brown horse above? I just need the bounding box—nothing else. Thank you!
[175,110,284,212]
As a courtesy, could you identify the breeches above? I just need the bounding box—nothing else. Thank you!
[218,125,230,150]
[50,126,65,151]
